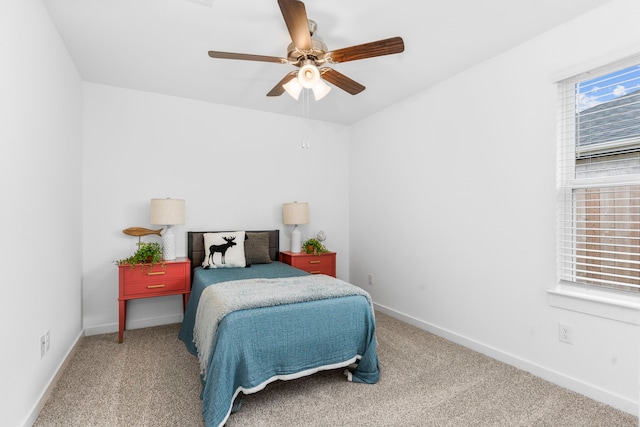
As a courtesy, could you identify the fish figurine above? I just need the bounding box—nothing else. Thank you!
[122,227,163,237]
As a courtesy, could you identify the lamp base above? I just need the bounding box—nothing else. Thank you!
[290,225,302,253]
[162,227,176,260]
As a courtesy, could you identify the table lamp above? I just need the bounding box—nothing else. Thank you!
[282,202,309,253]
[150,198,185,260]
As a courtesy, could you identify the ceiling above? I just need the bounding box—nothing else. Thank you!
[42,0,610,125]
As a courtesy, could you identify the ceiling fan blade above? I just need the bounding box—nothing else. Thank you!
[320,68,365,95]
[278,0,312,51]
[208,51,287,64]
[327,37,405,63]
[267,71,298,97]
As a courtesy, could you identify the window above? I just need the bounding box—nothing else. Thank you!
[558,56,640,293]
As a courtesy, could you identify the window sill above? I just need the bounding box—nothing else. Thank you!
[548,283,640,325]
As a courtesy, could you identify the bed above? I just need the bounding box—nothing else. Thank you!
[178,230,379,427]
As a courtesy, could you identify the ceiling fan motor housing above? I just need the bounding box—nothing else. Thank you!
[287,39,328,66]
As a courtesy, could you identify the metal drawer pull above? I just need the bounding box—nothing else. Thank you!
[147,271,166,276]
[308,260,321,264]
[147,284,166,289]
[310,271,321,274]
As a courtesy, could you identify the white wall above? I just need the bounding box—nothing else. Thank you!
[82,83,350,335]
[7,0,640,424]
[349,0,640,414]
[0,1,83,426]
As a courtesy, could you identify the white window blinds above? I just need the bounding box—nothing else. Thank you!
[558,56,640,293]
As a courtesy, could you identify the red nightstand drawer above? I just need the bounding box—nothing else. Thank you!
[309,265,334,275]
[122,275,187,297]
[121,262,185,284]
[279,251,336,277]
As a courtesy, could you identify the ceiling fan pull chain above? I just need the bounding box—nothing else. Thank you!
[301,89,310,149]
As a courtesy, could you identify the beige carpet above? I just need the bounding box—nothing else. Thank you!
[34,312,637,427]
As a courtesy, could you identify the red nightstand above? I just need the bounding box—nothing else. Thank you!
[117,257,190,343]
[280,251,336,277]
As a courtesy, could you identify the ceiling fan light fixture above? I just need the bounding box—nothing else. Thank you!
[312,79,331,101]
[207,0,405,101]
[298,61,320,89]
[283,77,303,100]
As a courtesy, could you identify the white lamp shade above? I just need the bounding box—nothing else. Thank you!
[298,63,320,89]
[150,198,185,225]
[312,79,332,101]
[283,77,303,100]
[283,202,309,225]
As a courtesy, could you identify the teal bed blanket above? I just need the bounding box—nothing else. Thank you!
[178,262,379,427]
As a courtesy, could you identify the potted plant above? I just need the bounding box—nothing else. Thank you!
[301,238,328,255]
[115,241,164,270]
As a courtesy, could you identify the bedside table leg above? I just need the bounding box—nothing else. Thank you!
[118,300,125,343]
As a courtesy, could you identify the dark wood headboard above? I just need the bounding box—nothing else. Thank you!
[187,230,280,272]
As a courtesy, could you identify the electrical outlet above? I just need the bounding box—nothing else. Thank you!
[45,330,50,352]
[368,273,374,286]
[558,323,573,344]
[40,334,46,358]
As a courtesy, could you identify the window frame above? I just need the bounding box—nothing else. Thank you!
[553,55,640,322]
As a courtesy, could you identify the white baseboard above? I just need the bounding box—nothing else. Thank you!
[84,314,184,336]
[22,330,84,427]
[373,303,639,416]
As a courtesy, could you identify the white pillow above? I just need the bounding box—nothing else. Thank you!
[202,231,246,268]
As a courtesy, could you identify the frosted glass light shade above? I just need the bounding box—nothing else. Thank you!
[298,63,320,89]
[283,77,303,100]
[312,80,331,100]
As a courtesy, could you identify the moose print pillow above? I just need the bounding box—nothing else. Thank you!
[202,231,246,269]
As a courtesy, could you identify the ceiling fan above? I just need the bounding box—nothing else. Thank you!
[207,0,405,100]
